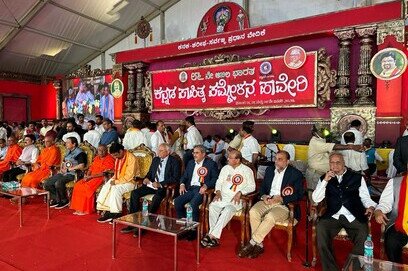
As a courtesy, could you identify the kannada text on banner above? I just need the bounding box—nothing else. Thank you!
[150,52,317,111]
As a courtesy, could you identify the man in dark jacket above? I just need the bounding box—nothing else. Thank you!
[238,150,303,259]
[393,134,408,174]
[312,152,376,271]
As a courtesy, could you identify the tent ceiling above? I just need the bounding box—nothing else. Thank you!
[0,0,179,77]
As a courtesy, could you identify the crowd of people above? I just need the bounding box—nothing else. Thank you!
[0,116,407,270]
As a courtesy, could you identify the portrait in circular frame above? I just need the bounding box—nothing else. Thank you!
[370,48,407,81]
[284,46,307,69]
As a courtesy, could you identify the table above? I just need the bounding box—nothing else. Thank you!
[0,186,50,227]
[112,212,200,271]
[343,254,408,270]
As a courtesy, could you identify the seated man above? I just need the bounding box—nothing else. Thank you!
[62,120,81,144]
[238,150,303,258]
[43,137,87,209]
[374,172,408,263]
[174,145,218,238]
[99,119,118,146]
[2,135,38,182]
[21,136,61,188]
[70,144,115,215]
[201,150,255,248]
[83,120,101,149]
[96,143,137,223]
[122,119,147,150]
[121,143,180,234]
[0,136,22,175]
[312,152,376,271]
[0,138,8,160]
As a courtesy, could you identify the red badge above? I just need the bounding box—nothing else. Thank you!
[197,167,208,177]
[282,186,294,196]
[230,174,243,191]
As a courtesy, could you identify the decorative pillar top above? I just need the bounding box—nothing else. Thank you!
[377,20,404,45]
[124,62,148,71]
[355,25,377,37]
[334,28,355,40]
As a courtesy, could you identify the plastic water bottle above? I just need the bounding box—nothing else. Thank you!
[142,198,149,217]
[186,204,193,225]
[364,234,374,264]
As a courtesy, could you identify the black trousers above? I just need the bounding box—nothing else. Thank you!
[384,225,408,263]
[2,167,25,182]
[316,215,368,271]
[43,173,75,202]
[129,185,166,214]
[174,186,203,222]
[183,149,193,168]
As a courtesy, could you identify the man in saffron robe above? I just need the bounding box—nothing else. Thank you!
[70,144,114,215]
[0,136,22,175]
[21,136,61,188]
[96,143,136,223]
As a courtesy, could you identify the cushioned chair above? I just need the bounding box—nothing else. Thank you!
[311,200,372,267]
[122,145,155,211]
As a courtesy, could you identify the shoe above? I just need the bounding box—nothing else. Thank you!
[200,235,212,248]
[97,212,112,223]
[206,238,219,248]
[248,245,264,259]
[121,226,136,234]
[237,243,255,258]
[108,213,122,224]
[55,201,69,209]
[49,200,59,208]
[133,229,145,237]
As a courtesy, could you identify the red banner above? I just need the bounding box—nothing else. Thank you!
[150,52,317,111]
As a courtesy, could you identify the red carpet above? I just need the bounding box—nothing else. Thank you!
[0,197,383,271]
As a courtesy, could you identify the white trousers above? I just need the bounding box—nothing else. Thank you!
[208,200,242,239]
[96,181,134,213]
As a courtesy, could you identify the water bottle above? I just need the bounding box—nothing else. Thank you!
[142,198,149,217]
[364,234,374,264]
[186,204,193,225]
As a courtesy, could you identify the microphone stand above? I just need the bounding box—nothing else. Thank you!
[303,189,312,268]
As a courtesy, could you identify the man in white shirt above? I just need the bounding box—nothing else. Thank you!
[208,135,225,168]
[122,119,147,150]
[341,119,363,145]
[83,120,101,149]
[62,120,81,144]
[150,120,169,155]
[40,119,52,137]
[0,138,8,160]
[238,122,260,165]
[312,152,376,271]
[374,173,408,263]
[183,116,203,167]
[341,132,369,175]
[141,121,153,149]
[0,122,7,141]
[94,115,105,135]
[200,150,255,248]
[2,134,39,182]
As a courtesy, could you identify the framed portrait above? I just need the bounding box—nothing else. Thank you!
[110,79,124,98]
[284,46,307,69]
[370,48,407,81]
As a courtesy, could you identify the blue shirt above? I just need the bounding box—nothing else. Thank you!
[100,129,118,145]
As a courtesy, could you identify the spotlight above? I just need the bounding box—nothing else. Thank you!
[271,128,278,135]
[229,129,234,134]
[322,128,331,138]
[270,128,281,143]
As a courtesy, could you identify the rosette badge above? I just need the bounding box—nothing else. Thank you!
[197,167,208,183]
[230,174,243,192]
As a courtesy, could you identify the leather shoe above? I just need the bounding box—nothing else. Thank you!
[237,243,254,258]
[248,245,264,259]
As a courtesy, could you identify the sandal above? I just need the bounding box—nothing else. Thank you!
[200,235,212,247]
[207,238,219,248]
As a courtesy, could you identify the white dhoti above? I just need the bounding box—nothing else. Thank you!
[96,181,135,213]
[208,200,242,239]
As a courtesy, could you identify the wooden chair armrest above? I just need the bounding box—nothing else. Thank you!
[241,191,259,213]
[202,188,215,209]
[164,183,178,200]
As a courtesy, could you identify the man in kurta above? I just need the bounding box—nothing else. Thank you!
[0,136,22,175]
[21,136,61,188]
[96,143,137,223]
[70,144,114,215]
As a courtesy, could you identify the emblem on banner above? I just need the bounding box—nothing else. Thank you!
[230,174,243,191]
[284,46,307,69]
[260,61,272,75]
[179,71,188,83]
[197,167,208,183]
[282,186,294,196]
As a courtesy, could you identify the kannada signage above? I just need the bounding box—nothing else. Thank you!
[150,51,317,111]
